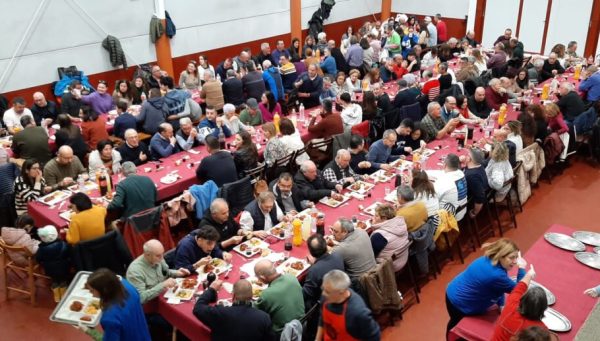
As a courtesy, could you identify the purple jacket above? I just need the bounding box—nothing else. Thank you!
[81,92,114,114]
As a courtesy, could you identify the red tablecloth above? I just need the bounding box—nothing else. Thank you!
[449,224,600,341]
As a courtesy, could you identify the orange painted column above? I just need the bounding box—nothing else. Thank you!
[290,0,302,43]
[155,19,174,77]
[381,0,392,21]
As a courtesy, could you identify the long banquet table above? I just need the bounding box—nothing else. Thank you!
[449,224,600,341]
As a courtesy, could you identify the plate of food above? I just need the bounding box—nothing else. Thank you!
[572,231,600,247]
[67,180,98,193]
[369,169,395,183]
[415,148,435,158]
[38,190,71,206]
[268,224,287,240]
[384,190,398,204]
[248,277,268,299]
[233,238,270,258]
[390,159,413,170]
[355,219,372,231]
[348,180,375,195]
[276,257,310,277]
[198,258,230,276]
[362,201,384,216]
[544,233,586,252]
[319,193,350,208]
[52,296,102,327]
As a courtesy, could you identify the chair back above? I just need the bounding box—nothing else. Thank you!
[331,131,352,156]
[244,163,267,184]
[266,151,297,183]
[0,237,35,260]
[218,176,255,218]
[400,102,423,122]
[305,138,333,168]
[72,230,133,276]
[121,205,175,258]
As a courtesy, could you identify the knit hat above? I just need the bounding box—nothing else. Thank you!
[246,98,258,110]
[38,225,58,243]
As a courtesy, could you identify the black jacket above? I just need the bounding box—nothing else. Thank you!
[222,78,245,106]
[117,141,150,165]
[196,151,238,187]
[557,91,586,121]
[392,88,420,109]
[60,93,82,118]
[243,200,279,231]
[377,93,393,114]
[467,96,492,119]
[233,148,258,179]
[302,253,345,309]
[294,170,336,202]
[269,179,304,213]
[36,239,71,283]
[331,47,348,74]
[242,71,266,102]
[199,209,240,250]
[193,287,274,341]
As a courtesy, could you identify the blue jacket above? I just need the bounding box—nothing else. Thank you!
[579,72,600,101]
[174,230,224,273]
[198,119,232,140]
[163,89,190,115]
[100,279,151,341]
[189,180,218,219]
[446,256,526,315]
[136,97,166,135]
[320,56,337,76]
[366,140,398,169]
[262,67,285,101]
[149,133,179,159]
[113,112,137,139]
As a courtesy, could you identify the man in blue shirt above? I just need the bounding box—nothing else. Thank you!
[345,36,363,70]
[174,226,232,274]
[149,123,179,159]
[320,48,337,76]
[261,60,285,101]
[319,76,337,104]
[271,40,290,66]
[440,96,459,123]
[198,106,232,142]
[366,129,399,170]
[579,65,600,102]
[113,100,137,139]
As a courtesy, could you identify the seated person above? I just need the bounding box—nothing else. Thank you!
[199,198,243,250]
[118,129,150,166]
[36,225,70,302]
[478,128,517,167]
[366,129,399,170]
[391,119,414,156]
[395,185,428,232]
[323,149,358,187]
[193,279,274,341]
[88,139,122,178]
[54,114,88,163]
[461,148,489,219]
[113,100,136,139]
[11,115,51,165]
[126,239,190,304]
[421,102,459,142]
[80,106,110,151]
[232,131,259,178]
[31,92,59,126]
[485,78,509,111]
[393,79,419,109]
[136,88,166,135]
[65,193,107,245]
[330,218,376,280]
[106,162,157,219]
[1,214,40,267]
[222,103,254,135]
[370,204,410,272]
[239,98,263,127]
[294,64,323,108]
[294,160,342,202]
[302,234,345,309]
[198,106,232,141]
[3,97,34,135]
[434,154,468,221]
[240,192,285,238]
[307,99,344,139]
[349,134,375,175]
[269,172,306,214]
[174,226,232,274]
[176,117,203,150]
[279,55,298,92]
[486,142,514,202]
[196,136,238,187]
[43,146,87,191]
[254,259,305,333]
[149,123,180,159]
[468,87,492,119]
[339,92,362,130]
[540,52,565,82]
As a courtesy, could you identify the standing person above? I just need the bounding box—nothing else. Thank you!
[80,106,110,151]
[195,136,238,187]
[106,162,157,219]
[316,270,381,341]
[11,115,51,164]
[445,239,528,336]
[81,80,114,114]
[78,268,151,341]
[384,24,401,57]
[339,92,362,129]
[424,16,438,47]
[433,14,447,44]
[200,70,225,112]
[193,279,274,341]
[222,69,245,106]
[14,159,50,216]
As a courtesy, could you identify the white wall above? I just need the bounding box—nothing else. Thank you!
[391,0,470,19]
[0,0,156,93]
[301,0,381,30]
[166,0,291,58]
[544,0,593,55]
[466,0,478,33]
[481,0,519,49]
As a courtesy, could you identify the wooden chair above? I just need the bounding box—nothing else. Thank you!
[244,163,267,184]
[138,132,152,143]
[0,238,50,306]
[305,137,333,169]
[266,151,297,183]
[393,240,420,305]
[488,178,518,236]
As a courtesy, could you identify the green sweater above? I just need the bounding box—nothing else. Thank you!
[43,157,86,189]
[11,126,52,164]
[125,255,177,304]
[239,108,263,127]
[255,274,305,332]
[107,174,157,218]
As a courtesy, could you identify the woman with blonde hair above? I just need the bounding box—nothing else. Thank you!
[178,61,200,90]
[262,122,286,166]
[543,103,569,135]
[504,120,523,154]
[445,238,528,336]
[345,69,362,92]
[370,203,410,272]
[486,142,514,201]
[472,48,488,75]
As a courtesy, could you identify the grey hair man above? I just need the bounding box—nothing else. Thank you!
[421,101,459,142]
[366,129,399,171]
[176,116,203,150]
[118,128,150,166]
[294,160,343,202]
[557,81,586,122]
[395,184,428,231]
[126,239,190,304]
[323,149,357,186]
[239,191,285,238]
[330,218,376,279]
[198,198,244,250]
[106,161,157,218]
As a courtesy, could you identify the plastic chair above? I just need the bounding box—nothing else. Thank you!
[0,237,50,306]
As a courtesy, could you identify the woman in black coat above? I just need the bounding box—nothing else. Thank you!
[232,131,259,178]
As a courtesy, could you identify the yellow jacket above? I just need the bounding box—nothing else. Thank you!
[66,205,107,245]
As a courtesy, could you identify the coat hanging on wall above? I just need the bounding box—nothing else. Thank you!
[165,11,176,38]
[149,15,164,43]
[102,35,127,69]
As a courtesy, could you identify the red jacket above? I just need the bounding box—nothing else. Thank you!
[436,21,448,42]
[491,282,547,341]
[485,87,508,110]
[547,113,569,135]
[307,112,344,139]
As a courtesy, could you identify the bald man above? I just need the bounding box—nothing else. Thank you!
[323,149,358,187]
[31,92,59,126]
[43,146,87,190]
[193,279,274,341]
[468,87,492,118]
[126,239,190,304]
[254,259,305,333]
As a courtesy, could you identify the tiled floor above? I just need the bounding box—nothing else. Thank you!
[1,160,599,340]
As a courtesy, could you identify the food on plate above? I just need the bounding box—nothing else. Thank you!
[274,259,285,267]
[290,261,304,271]
[378,176,387,181]
[331,193,344,201]
[356,221,368,229]
[239,244,249,252]
[176,290,193,299]
[327,198,339,206]
[350,183,362,191]
[252,287,263,297]
[270,227,283,235]
[181,278,197,289]
[248,238,262,246]
[43,194,56,203]
[203,263,215,273]
[79,316,92,322]
[261,248,271,257]
[84,305,99,315]
[69,300,84,312]
[384,171,394,176]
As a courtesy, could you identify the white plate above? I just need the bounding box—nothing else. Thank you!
[347,180,375,195]
[511,276,556,305]
[276,257,310,278]
[38,190,71,206]
[572,231,600,247]
[369,169,395,183]
[59,210,74,222]
[160,175,178,184]
[319,194,350,208]
[384,190,399,204]
[233,238,270,258]
[544,233,586,252]
[196,258,230,278]
[362,201,384,216]
[542,308,572,332]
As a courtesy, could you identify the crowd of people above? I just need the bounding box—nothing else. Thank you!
[1,11,600,341]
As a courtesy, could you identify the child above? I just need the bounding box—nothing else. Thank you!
[36,225,71,302]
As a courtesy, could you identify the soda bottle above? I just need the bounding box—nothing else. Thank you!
[292,218,302,246]
[99,172,108,197]
[316,213,325,236]
[273,113,281,134]
[218,128,226,150]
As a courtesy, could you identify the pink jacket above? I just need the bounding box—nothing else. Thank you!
[1,227,39,266]
[547,113,569,135]
[371,216,410,272]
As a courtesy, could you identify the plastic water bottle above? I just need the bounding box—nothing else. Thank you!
[299,103,305,123]
[77,174,85,191]
[216,74,221,83]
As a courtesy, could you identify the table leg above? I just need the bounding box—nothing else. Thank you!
[172,327,177,341]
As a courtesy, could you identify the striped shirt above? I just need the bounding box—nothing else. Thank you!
[14,176,45,216]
